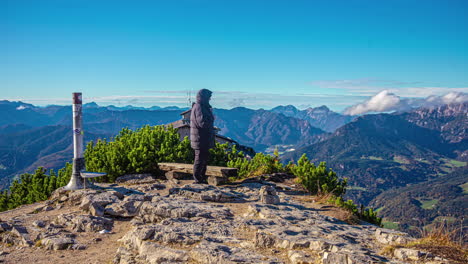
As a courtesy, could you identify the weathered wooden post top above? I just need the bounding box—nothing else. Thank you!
[64,92,85,190]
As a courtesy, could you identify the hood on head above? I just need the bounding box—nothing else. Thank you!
[196,89,212,104]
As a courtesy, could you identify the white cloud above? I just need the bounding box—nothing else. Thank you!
[344,91,468,115]
[426,92,468,105]
[311,78,468,98]
[344,90,407,115]
[393,87,468,97]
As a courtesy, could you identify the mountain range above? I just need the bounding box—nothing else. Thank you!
[271,105,355,132]
[283,103,467,198]
[282,102,467,234]
[1,99,466,235]
[214,107,326,151]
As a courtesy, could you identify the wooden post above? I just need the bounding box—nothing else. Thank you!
[64,92,85,190]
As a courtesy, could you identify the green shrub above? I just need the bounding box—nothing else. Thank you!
[0,166,71,212]
[227,152,286,179]
[289,154,382,225]
[329,196,357,212]
[360,207,382,226]
[85,125,195,182]
[57,162,72,187]
[290,154,347,196]
[328,196,383,226]
[209,143,245,167]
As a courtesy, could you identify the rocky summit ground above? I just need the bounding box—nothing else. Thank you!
[0,175,456,264]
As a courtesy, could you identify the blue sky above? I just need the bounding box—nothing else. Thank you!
[1,0,467,111]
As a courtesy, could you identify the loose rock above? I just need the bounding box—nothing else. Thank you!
[41,236,75,250]
[375,228,414,245]
[260,185,280,204]
[56,214,113,232]
[105,200,143,218]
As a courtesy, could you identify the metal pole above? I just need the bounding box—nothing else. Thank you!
[64,92,85,190]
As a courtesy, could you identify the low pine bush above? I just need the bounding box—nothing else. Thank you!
[0,165,72,212]
[209,143,245,167]
[85,125,194,182]
[290,154,347,197]
[227,152,286,179]
[328,196,382,226]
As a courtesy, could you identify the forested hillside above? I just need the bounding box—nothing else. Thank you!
[370,166,467,237]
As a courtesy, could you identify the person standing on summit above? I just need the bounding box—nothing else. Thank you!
[190,89,215,184]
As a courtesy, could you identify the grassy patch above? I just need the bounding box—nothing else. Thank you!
[360,156,384,160]
[417,158,431,164]
[441,158,467,169]
[459,182,468,194]
[383,221,399,230]
[393,156,410,164]
[448,160,467,167]
[418,199,439,210]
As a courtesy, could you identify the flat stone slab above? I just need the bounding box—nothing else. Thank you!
[169,184,241,202]
[158,162,238,178]
[115,174,157,185]
[136,196,234,224]
[191,241,282,264]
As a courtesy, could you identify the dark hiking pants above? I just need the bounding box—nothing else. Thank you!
[193,148,209,183]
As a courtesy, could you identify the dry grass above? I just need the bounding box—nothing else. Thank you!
[35,239,42,247]
[313,192,335,204]
[379,244,400,256]
[381,222,467,263]
[408,224,467,263]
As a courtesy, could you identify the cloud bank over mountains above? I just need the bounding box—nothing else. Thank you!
[344,90,468,115]
[5,77,467,114]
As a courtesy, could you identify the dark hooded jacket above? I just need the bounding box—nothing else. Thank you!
[190,89,215,149]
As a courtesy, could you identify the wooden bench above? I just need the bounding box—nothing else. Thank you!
[158,162,238,186]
